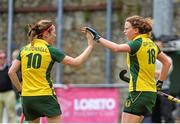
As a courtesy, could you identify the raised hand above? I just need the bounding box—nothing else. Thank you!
[86,27,101,42]
[81,27,94,47]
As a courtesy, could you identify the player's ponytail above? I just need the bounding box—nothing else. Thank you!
[27,20,53,46]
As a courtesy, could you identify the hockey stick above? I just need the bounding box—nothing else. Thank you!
[119,70,180,104]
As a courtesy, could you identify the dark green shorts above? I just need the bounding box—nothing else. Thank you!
[123,91,157,116]
[22,95,62,121]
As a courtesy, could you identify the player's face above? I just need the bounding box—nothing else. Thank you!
[124,21,138,40]
[48,25,56,45]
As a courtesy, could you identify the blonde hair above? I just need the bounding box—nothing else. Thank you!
[27,20,53,46]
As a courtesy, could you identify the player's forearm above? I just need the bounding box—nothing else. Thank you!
[159,61,171,81]
[8,71,22,92]
[74,45,93,66]
[98,37,130,52]
[99,37,119,52]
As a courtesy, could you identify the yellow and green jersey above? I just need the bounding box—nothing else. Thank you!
[127,34,161,92]
[17,39,65,96]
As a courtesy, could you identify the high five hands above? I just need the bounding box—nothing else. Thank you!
[82,27,101,42]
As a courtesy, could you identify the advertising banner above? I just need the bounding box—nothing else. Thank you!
[41,87,120,123]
